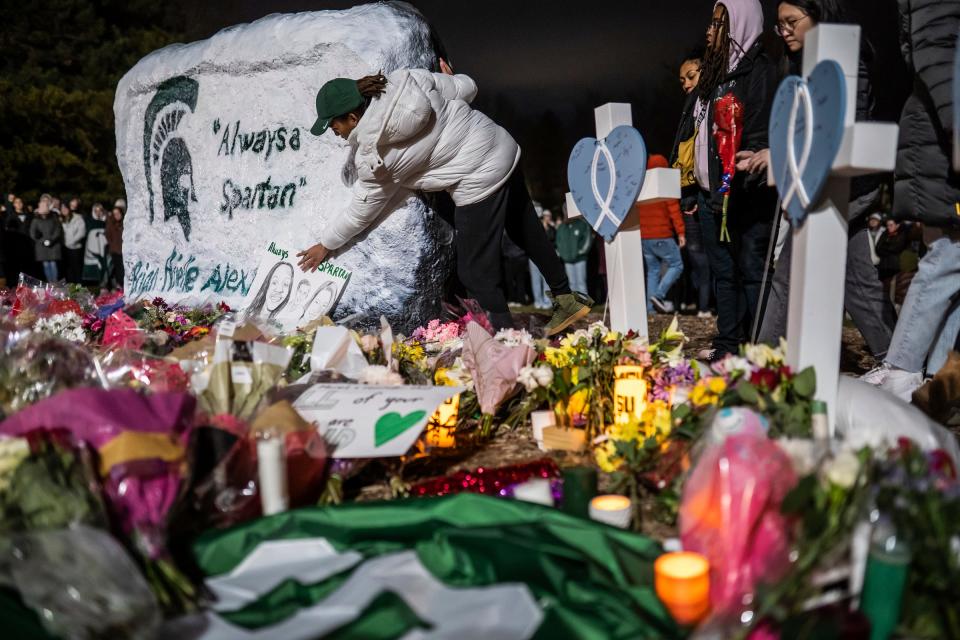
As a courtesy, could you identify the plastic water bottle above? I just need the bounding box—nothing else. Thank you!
[859,516,911,640]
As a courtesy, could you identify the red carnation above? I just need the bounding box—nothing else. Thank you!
[749,368,779,390]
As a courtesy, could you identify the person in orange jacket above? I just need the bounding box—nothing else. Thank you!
[639,154,686,314]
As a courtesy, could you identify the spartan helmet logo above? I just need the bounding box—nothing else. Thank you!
[143,76,199,240]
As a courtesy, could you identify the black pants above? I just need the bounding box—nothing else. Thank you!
[454,167,570,328]
[109,252,124,289]
[683,212,712,312]
[697,189,773,355]
[65,247,84,283]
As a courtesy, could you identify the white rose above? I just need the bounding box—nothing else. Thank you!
[358,365,405,386]
[822,450,860,489]
[517,366,540,393]
[532,365,554,387]
[775,438,817,477]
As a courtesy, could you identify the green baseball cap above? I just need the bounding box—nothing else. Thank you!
[310,78,363,136]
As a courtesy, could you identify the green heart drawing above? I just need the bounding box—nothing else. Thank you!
[375,411,427,447]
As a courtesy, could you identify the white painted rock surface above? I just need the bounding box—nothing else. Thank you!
[114,1,454,331]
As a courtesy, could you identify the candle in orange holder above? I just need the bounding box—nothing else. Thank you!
[654,551,710,625]
[614,378,647,424]
[614,364,644,379]
[588,494,632,529]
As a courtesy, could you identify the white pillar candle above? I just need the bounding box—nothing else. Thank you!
[530,410,556,451]
[512,479,554,507]
[257,436,288,516]
[589,495,632,529]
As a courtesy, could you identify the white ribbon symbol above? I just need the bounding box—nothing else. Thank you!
[589,140,623,232]
[781,82,815,212]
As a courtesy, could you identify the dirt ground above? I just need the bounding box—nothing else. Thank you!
[353,309,880,539]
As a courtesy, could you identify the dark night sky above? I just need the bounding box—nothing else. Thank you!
[183,0,908,205]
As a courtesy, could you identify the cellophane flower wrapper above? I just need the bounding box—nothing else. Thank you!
[99,348,191,394]
[461,321,535,415]
[0,388,202,614]
[679,433,797,617]
[195,339,292,421]
[0,331,105,418]
[6,525,161,640]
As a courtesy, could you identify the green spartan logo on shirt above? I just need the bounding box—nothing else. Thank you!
[143,76,199,241]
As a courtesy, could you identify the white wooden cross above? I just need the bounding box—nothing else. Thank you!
[565,103,681,338]
[780,25,898,436]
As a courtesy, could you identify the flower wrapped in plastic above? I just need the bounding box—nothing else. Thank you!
[6,525,161,640]
[0,388,202,614]
[0,331,104,418]
[194,339,292,421]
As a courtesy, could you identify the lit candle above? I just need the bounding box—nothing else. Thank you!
[588,494,632,529]
[614,378,647,424]
[614,364,645,379]
[654,551,710,625]
[530,410,556,451]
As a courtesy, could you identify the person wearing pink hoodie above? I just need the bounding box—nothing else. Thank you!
[670,0,779,360]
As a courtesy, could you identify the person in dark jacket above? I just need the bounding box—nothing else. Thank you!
[755,0,897,359]
[29,195,63,283]
[670,0,778,359]
[876,219,910,285]
[3,196,34,284]
[863,0,960,400]
[105,205,125,290]
[555,213,594,297]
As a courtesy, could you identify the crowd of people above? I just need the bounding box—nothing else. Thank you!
[0,193,127,289]
[502,0,959,405]
[671,0,959,404]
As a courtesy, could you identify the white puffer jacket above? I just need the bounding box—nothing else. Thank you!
[319,69,521,250]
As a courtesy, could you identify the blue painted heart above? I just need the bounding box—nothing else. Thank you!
[375,411,427,447]
[567,125,647,242]
[769,60,847,226]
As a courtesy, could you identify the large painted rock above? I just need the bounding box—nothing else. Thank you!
[114,1,454,331]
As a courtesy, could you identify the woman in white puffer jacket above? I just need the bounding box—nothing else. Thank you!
[298,68,590,335]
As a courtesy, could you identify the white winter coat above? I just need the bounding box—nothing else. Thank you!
[318,69,521,250]
[62,214,87,250]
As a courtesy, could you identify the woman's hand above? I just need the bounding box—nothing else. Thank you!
[297,243,330,272]
[735,148,770,174]
[439,58,454,75]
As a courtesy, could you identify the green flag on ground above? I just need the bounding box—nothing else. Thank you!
[190,494,682,639]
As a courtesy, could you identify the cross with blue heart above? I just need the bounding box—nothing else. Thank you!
[567,125,648,242]
[769,60,847,227]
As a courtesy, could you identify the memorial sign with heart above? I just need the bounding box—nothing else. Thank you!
[769,60,847,226]
[567,125,648,242]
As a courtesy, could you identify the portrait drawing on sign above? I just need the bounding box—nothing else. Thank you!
[298,281,337,324]
[247,261,294,322]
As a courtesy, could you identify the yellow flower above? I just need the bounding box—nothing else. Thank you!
[545,346,574,368]
[690,377,725,407]
[434,368,455,386]
[642,400,672,440]
[594,419,643,472]
[394,341,426,364]
[707,377,727,394]
[595,440,619,473]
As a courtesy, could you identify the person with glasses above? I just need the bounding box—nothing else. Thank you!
[755,0,898,367]
[669,0,778,361]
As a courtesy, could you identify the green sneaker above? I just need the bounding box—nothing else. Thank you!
[544,292,593,337]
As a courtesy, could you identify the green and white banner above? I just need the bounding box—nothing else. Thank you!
[184,494,682,639]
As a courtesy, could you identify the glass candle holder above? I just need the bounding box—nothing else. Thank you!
[654,551,710,625]
[588,494,632,529]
